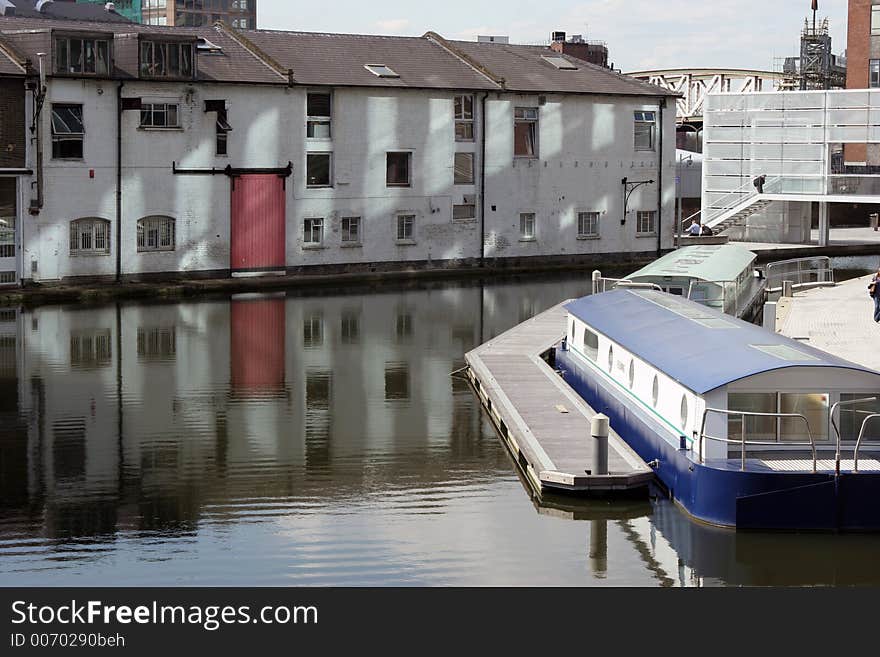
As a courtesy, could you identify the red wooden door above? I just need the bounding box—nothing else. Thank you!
[230,174,286,273]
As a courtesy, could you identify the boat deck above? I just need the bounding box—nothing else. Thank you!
[775,274,880,371]
[465,301,654,495]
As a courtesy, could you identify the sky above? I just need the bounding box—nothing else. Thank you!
[257,0,849,73]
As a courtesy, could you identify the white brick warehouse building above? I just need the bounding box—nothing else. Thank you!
[0,16,677,285]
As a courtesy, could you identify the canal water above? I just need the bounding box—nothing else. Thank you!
[2,264,880,587]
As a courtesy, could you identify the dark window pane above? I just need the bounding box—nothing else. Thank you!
[307,93,331,117]
[387,152,410,186]
[306,154,331,186]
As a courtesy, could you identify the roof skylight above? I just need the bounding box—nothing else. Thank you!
[197,37,223,54]
[634,290,738,330]
[750,344,820,362]
[542,55,578,70]
[365,64,399,78]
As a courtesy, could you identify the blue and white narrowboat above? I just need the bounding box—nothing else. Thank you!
[557,288,880,530]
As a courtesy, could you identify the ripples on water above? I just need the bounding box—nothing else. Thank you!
[2,269,880,587]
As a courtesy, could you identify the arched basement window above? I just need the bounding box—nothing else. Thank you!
[69,218,110,255]
[137,215,176,252]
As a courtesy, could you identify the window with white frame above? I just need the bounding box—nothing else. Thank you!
[307,92,331,138]
[873,6,880,35]
[70,218,110,255]
[140,102,180,128]
[577,211,600,238]
[51,104,84,159]
[454,152,474,185]
[454,95,474,141]
[54,36,111,76]
[306,153,332,187]
[636,210,656,235]
[341,216,361,244]
[137,216,175,252]
[872,60,880,88]
[396,214,414,242]
[514,107,538,157]
[139,40,194,79]
[303,217,324,245]
[520,212,536,240]
[634,111,656,151]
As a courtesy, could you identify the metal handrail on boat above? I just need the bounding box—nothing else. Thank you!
[698,408,817,472]
[854,414,880,473]
[686,279,736,315]
[591,275,663,295]
[830,397,878,474]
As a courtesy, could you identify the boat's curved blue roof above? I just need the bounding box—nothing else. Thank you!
[565,289,880,394]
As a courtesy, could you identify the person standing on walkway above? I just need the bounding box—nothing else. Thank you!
[870,268,880,322]
[753,175,766,194]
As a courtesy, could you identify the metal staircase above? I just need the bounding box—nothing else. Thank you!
[681,177,779,236]
[709,197,773,234]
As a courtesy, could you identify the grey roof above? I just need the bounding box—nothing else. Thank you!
[239,28,676,97]
[449,40,674,97]
[0,33,25,74]
[4,0,133,23]
[0,17,679,96]
[0,16,285,84]
[239,30,499,90]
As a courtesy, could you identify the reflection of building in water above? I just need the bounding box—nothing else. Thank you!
[3,276,595,545]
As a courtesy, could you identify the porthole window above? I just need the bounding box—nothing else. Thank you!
[680,395,689,429]
[652,375,659,407]
[628,360,635,388]
[583,328,599,361]
[607,345,614,372]
[571,321,575,340]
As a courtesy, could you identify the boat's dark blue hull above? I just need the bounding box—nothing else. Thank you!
[558,348,880,530]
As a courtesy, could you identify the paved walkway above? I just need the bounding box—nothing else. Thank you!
[776,274,880,371]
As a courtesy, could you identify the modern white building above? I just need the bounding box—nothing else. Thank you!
[701,89,880,243]
[0,15,677,286]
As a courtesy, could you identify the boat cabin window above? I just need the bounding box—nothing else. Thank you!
[665,286,684,296]
[728,392,829,443]
[680,395,689,429]
[607,346,614,372]
[652,375,659,407]
[628,360,635,388]
[838,394,880,442]
[583,327,599,361]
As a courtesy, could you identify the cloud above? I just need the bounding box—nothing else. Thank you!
[375,18,411,33]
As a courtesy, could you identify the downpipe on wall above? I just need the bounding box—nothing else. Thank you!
[657,98,665,257]
[116,81,123,283]
[479,92,488,268]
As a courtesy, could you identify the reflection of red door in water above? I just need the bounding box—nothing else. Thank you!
[230,298,285,395]
[230,174,286,274]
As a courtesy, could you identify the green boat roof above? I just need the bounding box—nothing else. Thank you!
[625,244,757,283]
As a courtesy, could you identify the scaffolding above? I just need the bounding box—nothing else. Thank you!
[776,15,846,91]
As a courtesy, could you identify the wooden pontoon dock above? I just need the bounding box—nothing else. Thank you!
[464,301,654,496]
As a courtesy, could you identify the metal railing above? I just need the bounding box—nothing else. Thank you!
[854,414,880,473]
[591,273,663,295]
[829,397,876,475]
[683,176,781,232]
[686,279,735,314]
[698,408,817,472]
[765,256,835,293]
